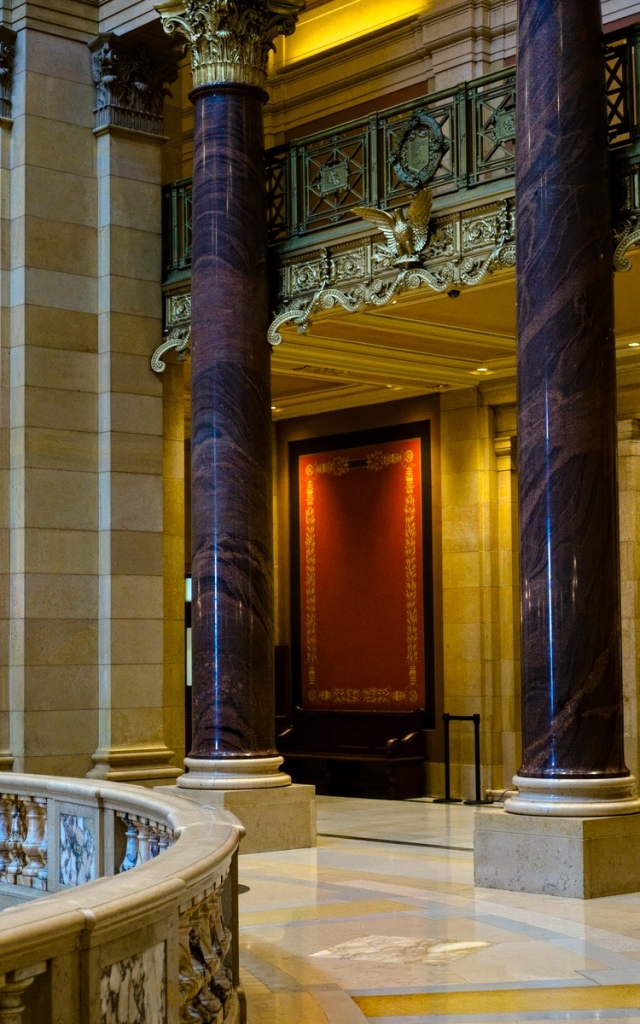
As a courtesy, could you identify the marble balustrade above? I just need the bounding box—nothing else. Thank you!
[0,775,244,1024]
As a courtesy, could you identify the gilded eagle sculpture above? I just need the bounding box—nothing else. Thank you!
[353,187,433,265]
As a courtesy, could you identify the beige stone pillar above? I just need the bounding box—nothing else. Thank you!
[86,35,182,785]
[493,431,521,790]
[439,388,502,799]
[617,418,640,783]
[162,360,186,770]
[8,29,100,776]
[0,29,14,772]
[0,28,14,770]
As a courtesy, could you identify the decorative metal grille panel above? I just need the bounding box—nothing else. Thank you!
[382,99,458,208]
[301,124,371,233]
[468,77,516,185]
[266,146,289,244]
[163,179,192,277]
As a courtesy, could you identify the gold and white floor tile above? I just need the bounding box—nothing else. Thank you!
[238,797,640,1024]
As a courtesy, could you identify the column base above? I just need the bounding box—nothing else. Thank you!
[505,774,640,816]
[475,806,640,897]
[163,783,316,854]
[179,755,291,790]
[87,745,183,787]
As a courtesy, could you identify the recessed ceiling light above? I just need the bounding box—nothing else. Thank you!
[477,367,489,373]
[271,405,277,410]
[629,342,640,348]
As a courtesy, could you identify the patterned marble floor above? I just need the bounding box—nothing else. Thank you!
[238,797,640,1024]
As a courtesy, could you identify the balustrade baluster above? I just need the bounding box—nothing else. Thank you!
[149,826,160,858]
[0,963,46,1024]
[118,815,139,872]
[6,802,26,879]
[0,794,12,873]
[136,820,151,865]
[38,804,48,885]
[22,799,46,879]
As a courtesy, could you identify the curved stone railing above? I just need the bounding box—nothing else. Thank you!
[0,774,245,1024]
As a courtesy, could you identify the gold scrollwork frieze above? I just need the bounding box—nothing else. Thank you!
[268,199,516,347]
[614,210,640,273]
[151,325,191,372]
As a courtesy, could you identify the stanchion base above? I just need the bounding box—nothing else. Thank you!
[463,799,492,806]
[433,797,463,803]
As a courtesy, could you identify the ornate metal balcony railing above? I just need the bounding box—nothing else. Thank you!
[162,23,640,285]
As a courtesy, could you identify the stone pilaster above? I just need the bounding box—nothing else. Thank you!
[493,432,520,790]
[158,0,304,790]
[439,389,502,800]
[617,418,640,784]
[8,30,100,777]
[0,27,14,772]
[87,35,182,785]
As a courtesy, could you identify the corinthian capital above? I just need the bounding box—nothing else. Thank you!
[89,34,178,136]
[156,0,305,89]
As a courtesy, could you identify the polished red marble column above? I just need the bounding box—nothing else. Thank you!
[508,0,639,814]
[159,1,304,789]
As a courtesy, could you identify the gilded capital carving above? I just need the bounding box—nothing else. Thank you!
[0,27,17,122]
[156,0,305,90]
[89,34,178,136]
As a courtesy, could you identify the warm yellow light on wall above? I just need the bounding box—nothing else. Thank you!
[275,0,436,67]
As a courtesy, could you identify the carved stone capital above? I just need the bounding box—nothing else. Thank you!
[156,0,305,90]
[0,27,16,122]
[89,33,178,136]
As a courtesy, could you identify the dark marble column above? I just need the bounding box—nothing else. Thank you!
[160,1,304,789]
[188,84,279,773]
[509,0,638,813]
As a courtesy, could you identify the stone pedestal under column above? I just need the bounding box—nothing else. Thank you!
[475,0,640,894]
[163,783,316,854]
[475,807,640,898]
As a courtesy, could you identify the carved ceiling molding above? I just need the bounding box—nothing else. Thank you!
[89,33,178,136]
[0,27,16,122]
[157,0,305,90]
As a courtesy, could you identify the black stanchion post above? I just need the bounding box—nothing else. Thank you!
[433,713,463,804]
[463,712,491,805]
